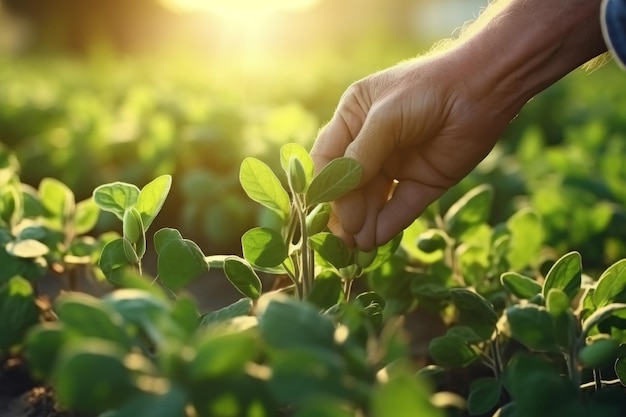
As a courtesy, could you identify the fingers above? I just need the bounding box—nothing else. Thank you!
[310,111,360,173]
[374,180,448,246]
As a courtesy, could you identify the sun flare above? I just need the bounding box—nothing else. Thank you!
[162,0,320,18]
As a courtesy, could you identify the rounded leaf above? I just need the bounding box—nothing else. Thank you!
[542,251,582,301]
[468,377,502,416]
[429,335,478,368]
[157,238,208,292]
[500,272,542,300]
[240,157,290,221]
[306,158,362,207]
[578,338,620,368]
[241,227,288,268]
[223,256,262,299]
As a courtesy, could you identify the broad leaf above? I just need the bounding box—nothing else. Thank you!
[239,157,290,220]
[500,272,541,299]
[468,377,501,416]
[581,302,626,337]
[5,239,49,258]
[157,237,208,292]
[593,258,626,308]
[429,335,478,368]
[223,256,262,299]
[372,373,443,417]
[25,324,67,379]
[578,338,620,368]
[135,175,172,231]
[546,288,570,317]
[189,331,258,379]
[506,305,560,352]
[542,251,581,301]
[93,182,140,220]
[0,276,39,354]
[99,238,132,285]
[306,158,361,207]
[450,288,498,340]
[309,232,352,269]
[615,356,626,386]
[200,298,253,326]
[74,198,100,235]
[241,227,288,268]
[99,387,187,417]
[154,228,183,254]
[39,177,74,225]
[308,272,342,309]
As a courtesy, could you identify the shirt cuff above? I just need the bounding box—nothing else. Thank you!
[602,0,626,69]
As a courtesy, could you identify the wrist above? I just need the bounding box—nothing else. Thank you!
[451,0,607,116]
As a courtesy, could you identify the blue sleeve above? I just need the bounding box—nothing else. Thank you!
[602,0,626,69]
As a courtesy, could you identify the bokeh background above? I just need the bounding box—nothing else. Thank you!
[1,0,626,272]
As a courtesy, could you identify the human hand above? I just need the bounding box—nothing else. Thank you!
[310,54,521,251]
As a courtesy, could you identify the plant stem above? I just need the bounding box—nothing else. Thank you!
[297,196,311,300]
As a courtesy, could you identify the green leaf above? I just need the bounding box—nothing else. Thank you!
[189,331,258,379]
[506,208,543,270]
[615,356,626,386]
[136,175,172,231]
[468,377,502,416]
[500,272,542,299]
[306,158,362,207]
[447,326,484,344]
[241,227,288,268]
[157,237,208,292]
[93,182,140,220]
[223,256,262,299]
[546,288,570,317]
[309,232,352,269]
[154,228,183,254]
[56,293,132,349]
[362,232,403,272]
[102,289,170,327]
[308,273,342,309]
[593,258,626,308]
[54,342,142,415]
[542,251,582,301]
[305,202,331,236]
[200,298,253,326]
[123,207,144,244]
[0,276,39,354]
[288,156,308,194]
[506,305,560,352]
[25,323,68,379]
[450,288,498,340]
[39,177,74,222]
[258,295,335,351]
[429,335,478,368]
[74,198,100,235]
[280,143,315,184]
[372,373,443,417]
[239,157,290,220]
[99,238,133,285]
[581,303,626,337]
[578,338,620,368]
[5,239,49,258]
[443,184,493,239]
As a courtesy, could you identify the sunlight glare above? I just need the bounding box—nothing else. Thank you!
[162,0,320,18]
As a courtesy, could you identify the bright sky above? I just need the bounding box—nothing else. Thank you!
[161,0,320,17]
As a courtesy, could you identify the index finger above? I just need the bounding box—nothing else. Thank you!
[310,113,358,173]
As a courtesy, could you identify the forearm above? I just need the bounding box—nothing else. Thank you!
[449,0,607,115]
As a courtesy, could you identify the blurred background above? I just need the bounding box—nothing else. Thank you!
[1,0,626,272]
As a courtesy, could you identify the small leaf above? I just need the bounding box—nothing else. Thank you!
[444,184,493,239]
[0,277,39,354]
[123,207,144,244]
[99,238,132,285]
[240,157,290,220]
[5,239,49,258]
[305,202,331,236]
[506,305,560,352]
[309,232,352,269]
[93,182,140,220]
[25,324,68,379]
[200,298,253,326]
[468,377,502,416]
[74,198,100,235]
[39,177,74,221]
[280,143,315,184]
[542,251,582,301]
[308,272,342,309]
[500,272,542,299]
[450,288,498,340]
[362,232,403,273]
[136,175,172,231]
[99,387,187,417]
[578,338,620,368]
[447,326,484,344]
[122,237,140,264]
[154,228,183,255]
[223,256,262,299]
[158,237,208,292]
[546,288,570,317]
[189,331,258,379]
[372,373,443,417]
[306,158,362,207]
[287,156,308,194]
[593,258,626,308]
[429,335,478,368]
[242,227,288,268]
